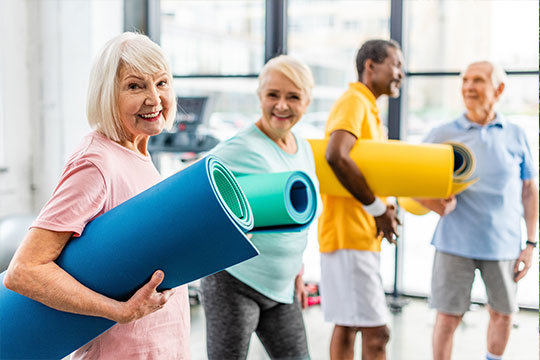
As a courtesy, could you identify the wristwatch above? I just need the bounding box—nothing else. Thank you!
[525,240,537,248]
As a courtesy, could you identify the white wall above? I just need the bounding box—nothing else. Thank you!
[0,0,123,217]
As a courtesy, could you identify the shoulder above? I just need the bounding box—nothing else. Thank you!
[64,132,131,184]
[423,118,462,143]
[502,118,528,139]
[211,125,270,173]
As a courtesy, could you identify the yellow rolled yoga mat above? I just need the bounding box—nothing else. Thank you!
[308,139,476,214]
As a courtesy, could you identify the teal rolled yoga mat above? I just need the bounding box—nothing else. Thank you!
[0,155,258,360]
[236,171,317,232]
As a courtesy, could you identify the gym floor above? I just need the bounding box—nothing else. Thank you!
[189,296,539,360]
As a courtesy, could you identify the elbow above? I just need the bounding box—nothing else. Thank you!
[3,262,25,293]
[325,149,347,172]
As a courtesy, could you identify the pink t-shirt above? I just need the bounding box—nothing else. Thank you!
[32,131,191,360]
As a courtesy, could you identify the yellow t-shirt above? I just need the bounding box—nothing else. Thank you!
[318,82,386,253]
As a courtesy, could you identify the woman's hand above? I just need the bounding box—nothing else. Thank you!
[116,270,175,324]
[294,275,308,309]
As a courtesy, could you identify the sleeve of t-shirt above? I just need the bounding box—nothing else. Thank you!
[517,128,537,181]
[326,95,365,138]
[211,132,269,175]
[422,126,445,144]
[31,159,107,237]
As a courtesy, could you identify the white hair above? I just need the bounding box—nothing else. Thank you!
[257,55,315,102]
[87,32,176,142]
[462,61,507,89]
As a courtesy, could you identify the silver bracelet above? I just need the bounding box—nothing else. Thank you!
[363,197,387,217]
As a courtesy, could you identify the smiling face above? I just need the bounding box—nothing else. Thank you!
[116,65,174,141]
[257,69,310,136]
[461,62,502,124]
[370,46,404,98]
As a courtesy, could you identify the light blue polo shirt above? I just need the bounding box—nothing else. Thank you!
[210,123,320,303]
[423,114,536,260]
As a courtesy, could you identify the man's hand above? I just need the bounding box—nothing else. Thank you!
[415,195,457,216]
[513,246,534,282]
[374,204,400,244]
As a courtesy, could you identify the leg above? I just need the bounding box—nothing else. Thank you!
[360,325,390,360]
[200,271,259,360]
[256,295,310,359]
[330,325,359,360]
[486,306,512,356]
[478,259,518,357]
[430,251,475,360]
[432,312,462,360]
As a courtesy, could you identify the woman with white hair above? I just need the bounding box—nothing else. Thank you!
[4,32,191,359]
[200,55,319,360]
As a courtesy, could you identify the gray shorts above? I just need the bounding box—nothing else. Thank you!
[200,270,310,360]
[430,250,518,315]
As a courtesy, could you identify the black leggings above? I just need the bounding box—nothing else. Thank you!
[200,270,310,360]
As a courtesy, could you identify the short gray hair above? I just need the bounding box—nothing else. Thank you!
[462,61,507,89]
[257,55,315,102]
[87,32,176,142]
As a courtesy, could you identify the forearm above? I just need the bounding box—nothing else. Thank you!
[325,130,376,205]
[6,261,122,320]
[414,198,442,213]
[522,180,539,241]
[328,154,375,205]
[4,229,124,322]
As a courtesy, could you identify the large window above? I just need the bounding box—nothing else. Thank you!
[288,0,391,136]
[161,0,265,76]
[405,0,538,72]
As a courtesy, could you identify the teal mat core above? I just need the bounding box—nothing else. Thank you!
[209,159,253,230]
[214,169,244,219]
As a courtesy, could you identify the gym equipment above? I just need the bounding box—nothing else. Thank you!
[237,171,317,232]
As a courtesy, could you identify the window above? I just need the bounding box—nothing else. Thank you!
[161,0,265,76]
[288,0,391,136]
[405,0,538,72]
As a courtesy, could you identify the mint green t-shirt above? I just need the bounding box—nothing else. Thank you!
[211,123,319,303]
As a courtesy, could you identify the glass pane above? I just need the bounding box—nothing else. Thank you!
[404,0,539,72]
[288,0,391,136]
[161,0,265,76]
[402,75,539,307]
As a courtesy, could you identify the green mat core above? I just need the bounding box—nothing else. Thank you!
[213,167,245,220]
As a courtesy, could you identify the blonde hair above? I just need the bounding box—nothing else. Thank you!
[87,32,176,142]
[257,55,315,102]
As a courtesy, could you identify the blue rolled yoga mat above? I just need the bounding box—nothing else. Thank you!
[0,155,258,360]
[236,171,317,233]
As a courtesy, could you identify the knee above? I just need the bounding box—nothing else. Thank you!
[490,309,512,326]
[435,313,462,335]
[365,327,390,350]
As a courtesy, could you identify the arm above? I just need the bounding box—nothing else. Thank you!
[513,179,539,282]
[3,228,174,323]
[414,196,457,216]
[326,130,400,242]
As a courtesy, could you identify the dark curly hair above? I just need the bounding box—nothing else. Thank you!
[356,39,401,80]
